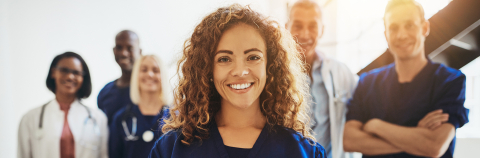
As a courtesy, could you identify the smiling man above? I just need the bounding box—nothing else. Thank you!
[343,0,469,158]
[285,1,357,158]
[97,30,142,125]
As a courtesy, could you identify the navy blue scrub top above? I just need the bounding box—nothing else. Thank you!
[148,122,326,158]
[109,104,170,158]
[98,80,132,125]
[346,60,469,158]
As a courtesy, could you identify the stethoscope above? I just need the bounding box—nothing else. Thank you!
[38,101,100,148]
[122,104,166,142]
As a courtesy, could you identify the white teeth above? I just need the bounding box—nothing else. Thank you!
[229,83,252,90]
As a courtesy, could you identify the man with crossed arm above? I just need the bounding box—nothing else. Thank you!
[343,0,469,157]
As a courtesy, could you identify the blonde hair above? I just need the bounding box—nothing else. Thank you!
[130,55,171,105]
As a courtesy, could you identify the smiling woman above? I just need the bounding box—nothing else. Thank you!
[148,4,325,158]
[17,52,108,158]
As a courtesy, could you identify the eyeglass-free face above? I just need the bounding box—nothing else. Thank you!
[51,57,84,97]
[213,23,267,110]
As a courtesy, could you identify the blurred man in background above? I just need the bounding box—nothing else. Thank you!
[286,1,357,158]
[343,0,469,157]
[98,30,142,125]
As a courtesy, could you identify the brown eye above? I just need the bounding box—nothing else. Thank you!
[248,55,260,61]
[218,57,230,62]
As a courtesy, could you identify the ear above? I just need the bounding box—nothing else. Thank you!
[422,20,430,37]
[318,24,325,39]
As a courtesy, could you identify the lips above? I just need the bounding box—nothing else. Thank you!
[228,82,253,90]
[60,80,77,89]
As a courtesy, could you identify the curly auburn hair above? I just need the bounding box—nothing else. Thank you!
[162,4,313,145]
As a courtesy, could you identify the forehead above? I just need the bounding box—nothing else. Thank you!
[289,7,322,23]
[216,23,266,52]
[115,35,139,46]
[141,57,159,67]
[57,57,83,70]
[385,4,422,25]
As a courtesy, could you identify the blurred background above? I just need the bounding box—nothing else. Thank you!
[0,0,479,157]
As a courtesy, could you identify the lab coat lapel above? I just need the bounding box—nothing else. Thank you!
[68,100,84,146]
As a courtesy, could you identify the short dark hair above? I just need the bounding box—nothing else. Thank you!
[385,0,425,22]
[46,52,92,99]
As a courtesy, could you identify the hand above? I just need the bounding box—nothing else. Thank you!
[363,118,382,134]
[417,109,449,130]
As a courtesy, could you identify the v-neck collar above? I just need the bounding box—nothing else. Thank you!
[130,105,167,130]
[392,59,434,85]
[211,122,270,158]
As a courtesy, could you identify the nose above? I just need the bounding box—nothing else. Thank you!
[66,72,76,80]
[396,28,409,40]
[298,28,310,39]
[147,70,155,77]
[120,48,130,57]
[231,60,249,77]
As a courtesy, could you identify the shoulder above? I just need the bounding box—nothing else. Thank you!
[432,63,465,83]
[20,105,44,124]
[150,129,183,157]
[83,104,108,122]
[358,63,394,84]
[111,106,128,124]
[98,81,116,96]
[269,126,326,154]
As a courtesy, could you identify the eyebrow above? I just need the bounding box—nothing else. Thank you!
[215,48,263,55]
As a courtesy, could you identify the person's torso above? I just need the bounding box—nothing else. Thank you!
[97,81,132,125]
[150,123,326,158]
[360,62,457,158]
[24,100,104,158]
[113,105,169,158]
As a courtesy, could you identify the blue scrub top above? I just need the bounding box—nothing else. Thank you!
[109,104,170,158]
[148,122,326,158]
[346,60,469,158]
[98,80,132,125]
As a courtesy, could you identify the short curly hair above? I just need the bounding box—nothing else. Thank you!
[162,4,313,145]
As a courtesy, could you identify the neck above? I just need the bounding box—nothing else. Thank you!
[138,91,163,116]
[55,93,76,110]
[116,70,132,88]
[395,52,428,83]
[216,99,266,129]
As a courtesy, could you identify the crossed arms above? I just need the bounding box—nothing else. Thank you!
[343,110,455,157]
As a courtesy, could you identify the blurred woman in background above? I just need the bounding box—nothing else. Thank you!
[109,55,170,158]
[17,52,108,158]
[149,4,325,158]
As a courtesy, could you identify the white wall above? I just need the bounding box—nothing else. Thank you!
[1,0,478,157]
[0,0,283,156]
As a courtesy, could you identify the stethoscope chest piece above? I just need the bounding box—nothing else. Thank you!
[142,130,154,142]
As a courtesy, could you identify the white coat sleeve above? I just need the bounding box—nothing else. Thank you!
[99,111,109,158]
[17,114,32,158]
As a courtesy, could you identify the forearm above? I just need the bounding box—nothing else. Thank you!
[368,120,454,157]
[344,121,402,155]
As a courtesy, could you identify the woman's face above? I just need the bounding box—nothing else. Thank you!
[51,57,84,96]
[138,57,162,93]
[213,23,267,109]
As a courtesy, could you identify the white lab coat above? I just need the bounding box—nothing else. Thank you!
[17,99,108,158]
[314,52,358,158]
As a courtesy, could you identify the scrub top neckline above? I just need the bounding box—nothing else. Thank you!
[114,79,130,90]
[131,105,167,130]
[393,59,434,85]
[211,121,269,158]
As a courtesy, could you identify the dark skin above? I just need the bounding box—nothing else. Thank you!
[51,57,84,106]
[113,30,142,88]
